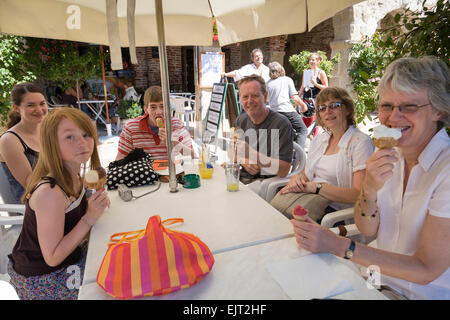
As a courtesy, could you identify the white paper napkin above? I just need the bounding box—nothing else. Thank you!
[266,253,354,300]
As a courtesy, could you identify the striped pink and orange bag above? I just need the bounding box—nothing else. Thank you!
[96,215,215,299]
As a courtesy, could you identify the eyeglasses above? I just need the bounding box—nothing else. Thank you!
[377,103,431,114]
[316,102,343,113]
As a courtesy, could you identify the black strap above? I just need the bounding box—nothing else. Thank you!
[2,131,38,157]
[3,131,29,151]
[28,176,62,197]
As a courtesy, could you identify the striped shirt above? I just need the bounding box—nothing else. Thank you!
[118,113,192,160]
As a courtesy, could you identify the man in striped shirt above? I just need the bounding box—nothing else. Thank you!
[116,86,193,161]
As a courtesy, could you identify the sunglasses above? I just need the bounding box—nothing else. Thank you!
[316,102,343,113]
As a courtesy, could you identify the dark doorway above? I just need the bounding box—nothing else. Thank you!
[182,47,195,93]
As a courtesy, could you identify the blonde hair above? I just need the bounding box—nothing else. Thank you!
[23,107,100,202]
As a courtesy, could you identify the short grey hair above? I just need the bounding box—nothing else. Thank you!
[250,48,263,61]
[378,56,450,128]
[268,61,285,79]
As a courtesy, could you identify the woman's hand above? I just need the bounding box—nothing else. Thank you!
[280,173,307,194]
[291,216,341,254]
[84,189,110,226]
[364,148,398,194]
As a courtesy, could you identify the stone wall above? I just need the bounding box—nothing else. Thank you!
[330,0,437,93]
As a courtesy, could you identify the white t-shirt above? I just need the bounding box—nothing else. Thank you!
[123,86,139,102]
[234,63,270,82]
[305,126,374,210]
[376,128,450,300]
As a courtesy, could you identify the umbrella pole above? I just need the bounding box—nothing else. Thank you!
[100,45,112,136]
[155,0,178,193]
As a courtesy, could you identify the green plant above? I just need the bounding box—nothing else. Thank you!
[348,32,395,123]
[117,99,142,119]
[380,0,449,66]
[22,38,103,90]
[288,50,340,79]
[0,35,37,125]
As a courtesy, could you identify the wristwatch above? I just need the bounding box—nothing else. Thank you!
[315,183,323,194]
[344,240,356,260]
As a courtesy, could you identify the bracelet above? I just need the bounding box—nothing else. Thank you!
[80,216,93,228]
[359,185,378,218]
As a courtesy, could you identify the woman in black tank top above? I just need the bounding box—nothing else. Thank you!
[0,82,46,203]
[8,107,110,300]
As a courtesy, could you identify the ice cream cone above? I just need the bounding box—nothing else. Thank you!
[85,167,107,190]
[373,137,398,149]
[293,205,309,221]
[372,125,401,149]
[156,118,165,128]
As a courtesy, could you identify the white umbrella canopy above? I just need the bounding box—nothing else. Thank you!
[0,0,364,47]
[0,0,364,192]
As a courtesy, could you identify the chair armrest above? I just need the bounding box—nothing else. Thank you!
[0,216,24,226]
[320,207,354,228]
[265,178,290,202]
[0,204,25,215]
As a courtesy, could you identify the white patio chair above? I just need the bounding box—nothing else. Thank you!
[0,204,25,274]
[170,96,195,132]
[249,142,307,201]
[257,142,307,202]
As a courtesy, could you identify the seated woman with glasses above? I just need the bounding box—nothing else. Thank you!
[290,56,449,300]
[270,86,374,222]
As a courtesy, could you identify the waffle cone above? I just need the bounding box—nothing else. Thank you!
[156,118,165,128]
[373,137,398,149]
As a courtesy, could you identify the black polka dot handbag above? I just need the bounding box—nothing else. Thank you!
[106,148,159,190]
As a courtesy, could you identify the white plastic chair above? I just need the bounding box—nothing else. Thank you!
[170,96,195,132]
[323,207,376,244]
[0,280,19,300]
[254,142,307,201]
[0,204,24,275]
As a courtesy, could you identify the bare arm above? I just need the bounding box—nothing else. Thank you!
[32,184,109,267]
[354,148,398,237]
[222,70,237,78]
[292,213,450,285]
[0,133,33,187]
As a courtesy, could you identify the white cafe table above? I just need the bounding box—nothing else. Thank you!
[80,99,115,126]
[78,237,387,300]
[81,166,294,285]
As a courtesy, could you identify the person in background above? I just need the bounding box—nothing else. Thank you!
[8,107,110,299]
[0,83,48,203]
[222,48,270,82]
[291,56,449,300]
[116,85,193,161]
[266,61,308,149]
[271,87,374,222]
[298,52,329,135]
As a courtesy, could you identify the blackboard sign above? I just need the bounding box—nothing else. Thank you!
[199,52,225,88]
[205,82,239,137]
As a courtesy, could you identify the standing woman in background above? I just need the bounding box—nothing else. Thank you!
[298,52,329,135]
[0,83,48,203]
[266,61,308,149]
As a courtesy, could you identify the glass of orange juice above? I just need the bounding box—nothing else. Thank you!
[225,163,240,192]
[198,161,214,179]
